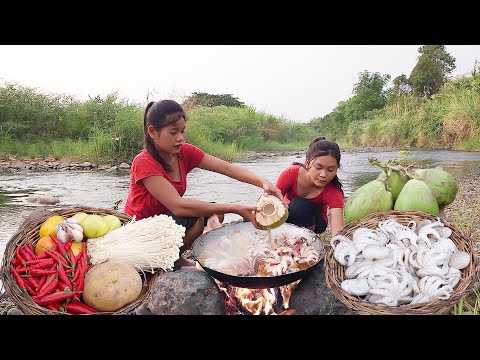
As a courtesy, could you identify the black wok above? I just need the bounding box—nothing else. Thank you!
[192,220,325,289]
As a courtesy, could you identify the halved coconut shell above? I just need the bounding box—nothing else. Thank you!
[255,194,288,229]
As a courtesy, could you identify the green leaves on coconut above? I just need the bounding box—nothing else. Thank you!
[369,157,413,202]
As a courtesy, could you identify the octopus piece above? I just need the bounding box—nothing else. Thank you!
[295,245,319,265]
[443,267,461,289]
[431,238,457,255]
[333,239,360,266]
[417,221,444,241]
[361,245,391,261]
[352,228,386,248]
[341,278,370,296]
[367,271,414,306]
[394,228,420,249]
[411,275,452,304]
[345,257,394,279]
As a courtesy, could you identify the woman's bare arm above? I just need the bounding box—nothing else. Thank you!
[329,207,345,236]
[143,175,257,221]
[198,153,283,199]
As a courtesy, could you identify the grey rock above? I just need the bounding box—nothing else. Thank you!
[144,268,225,315]
[289,260,350,315]
[26,194,59,205]
[7,308,24,315]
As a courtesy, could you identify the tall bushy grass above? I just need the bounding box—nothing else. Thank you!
[334,75,480,150]
[0,82,315,163]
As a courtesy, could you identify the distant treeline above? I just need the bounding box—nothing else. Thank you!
[309,46,480,151]
[0,87,316,163]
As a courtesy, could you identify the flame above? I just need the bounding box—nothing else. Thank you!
[221,280,300,315]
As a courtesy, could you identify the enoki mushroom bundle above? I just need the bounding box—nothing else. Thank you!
[87,214,186,273]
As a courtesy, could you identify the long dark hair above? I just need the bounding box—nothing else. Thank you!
[293,136,343,192]
[143,100,186,172]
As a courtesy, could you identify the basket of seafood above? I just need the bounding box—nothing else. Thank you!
[324,210,480,315]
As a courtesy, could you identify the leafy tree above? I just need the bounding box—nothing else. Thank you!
[385,74,412,103]
[409,45,456,98]
[183,92,246,108]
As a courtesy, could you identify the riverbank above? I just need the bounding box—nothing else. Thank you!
[0,147,412,171]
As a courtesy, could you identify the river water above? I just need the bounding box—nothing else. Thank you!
[1,149,480,268]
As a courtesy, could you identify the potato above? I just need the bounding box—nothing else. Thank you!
[82,261,143,312]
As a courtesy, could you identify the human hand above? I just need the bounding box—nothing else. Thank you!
[236,204,265,229]
[261,179,284,202]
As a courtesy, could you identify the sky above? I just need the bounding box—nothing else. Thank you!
[0,45,479,123]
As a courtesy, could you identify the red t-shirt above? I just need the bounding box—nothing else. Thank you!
[124,143,205,220]
[276,164,344,225]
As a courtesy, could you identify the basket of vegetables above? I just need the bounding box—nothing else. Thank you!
[0,206,185,315]
[324,210,480,315]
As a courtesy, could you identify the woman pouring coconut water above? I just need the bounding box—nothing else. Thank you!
[124,100,284,268]
[275,136,345,236]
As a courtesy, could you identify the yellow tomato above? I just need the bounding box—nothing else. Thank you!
[70,242,83,257]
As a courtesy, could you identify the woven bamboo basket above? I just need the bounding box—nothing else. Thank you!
[325,210,480,315]
[0,206,161,315]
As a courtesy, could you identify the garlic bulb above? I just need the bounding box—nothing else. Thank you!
[54,218,84,243]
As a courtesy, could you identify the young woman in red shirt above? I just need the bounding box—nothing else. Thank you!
[276,136,345,236]
[124,100,283,268]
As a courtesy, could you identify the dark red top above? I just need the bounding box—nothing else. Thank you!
[124,143,205,220]
[276,164,344,225]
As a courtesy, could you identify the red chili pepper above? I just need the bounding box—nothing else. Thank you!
[19,246,35,262]
[10,266,27,294]
[23,245,37,260]
[75,273,85,292]
[11,257,22,266]
[65,302,97,314]
[45,250,71,268]
[37,273,56,293]
[25,260,55,271]
[71,260,82,284]
[36,252,49,259]
[57,281,72,291]
[269,262,280,266]
[33,290,80,306]
[14,265,28,274]
[68,248,77,270]
[64,241,72,251]
[49,235,69,260]
[28,268,57,276]
[57,261,73,288]
[22,274,40,288]
[25,258,54,266]
[86,264,94,273]
[15,246,25,263]
[36,274,47,292]
[24,281,37,295]
[34,277,59,298]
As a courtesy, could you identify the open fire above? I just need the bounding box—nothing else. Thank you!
[218,280,300,315]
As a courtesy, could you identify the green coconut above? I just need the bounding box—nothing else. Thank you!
[412,167,458,206]
[344,180,394,223]
[394,179,440,215]
[377,169,409,202]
